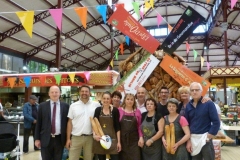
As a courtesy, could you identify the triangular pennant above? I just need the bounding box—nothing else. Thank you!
[157,13,163,27]
[186,42,190,55]
[193,49,198,62]
[125,36,130,46]
[106,66,110,71]
[39,75,45,84]
[110,59,114,68]
[119,43,124,55]
[23,76,32,88]
[207,61,211,70]
[96,5,107,24]
[84,71,91,81]
[140,5,144,19]
[200,56,205,68]
[49,9,63,30]
[74,7,88,29]
[231,0,238,9]
[132,2,140,19]
[54,74,62,85]
[168,24,173,32]
[68,73,75,84]
[115,3,125,9]
[145,1,151,13]
[115,50,119,60]
[8,77,16,88]
[150,0,154,8]
[16,11,34,38]
[206,0,211,4]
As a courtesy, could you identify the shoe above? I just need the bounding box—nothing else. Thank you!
[34,148,40,151]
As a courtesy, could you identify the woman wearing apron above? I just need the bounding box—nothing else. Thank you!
[118,93,143,160]
[93,92,121,160]
[162,98,190,160]
[140,98,164,160]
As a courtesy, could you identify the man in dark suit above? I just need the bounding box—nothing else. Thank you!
[35,86,69,160]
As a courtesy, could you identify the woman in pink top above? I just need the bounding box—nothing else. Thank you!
[118,93,143,160]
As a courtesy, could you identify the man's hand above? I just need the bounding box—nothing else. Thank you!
[33,120,37,124]
[65,139,72,150]
[186,140,192,153]
[138,137,144,148]
[35,140,41,148]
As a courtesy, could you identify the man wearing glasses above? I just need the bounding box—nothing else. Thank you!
[157,86,170,116]
[185,82,220,160]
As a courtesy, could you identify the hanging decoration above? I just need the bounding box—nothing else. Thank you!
[74,7,88,29]
[110,59,114,68]
[186,42,190,55]
[8,77,16,89]
[140,5,144,19]
[157,13,163,27]
[49,9,63,31]
[54,74,62,85]
[150,0,154,9]
[231,0,238,9]
[96,5,107,24]
[145,1,151,13]
[206,0,211,4]
[23,76,32,88]
[16,11,34,38]
[207,62,211,70]
[132,2,140,19]
[68,73,76,83]
[168,24,173,32]
[115,50,119,60]
[193,50,198,61]
[119,43,124,55]
[200,56,205,68]
[84,71,91,81]
[125,36,130,46]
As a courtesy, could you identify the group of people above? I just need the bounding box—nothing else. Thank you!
[21,81,220,160]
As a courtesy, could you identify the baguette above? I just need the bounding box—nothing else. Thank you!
[165,125,171,153]
[170,123,175,154]
[90,117,100,136]
[94,117,104,136]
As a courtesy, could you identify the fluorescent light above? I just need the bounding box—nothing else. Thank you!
[0,68,18,73]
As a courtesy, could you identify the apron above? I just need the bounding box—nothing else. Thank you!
[141,113,162,160]
[92,107,118,154]
[119,111,141,160]
[162,115,190,160]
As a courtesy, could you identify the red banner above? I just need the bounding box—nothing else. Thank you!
[108,6,160,53]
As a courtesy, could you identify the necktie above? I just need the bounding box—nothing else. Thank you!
[51,102,56,134]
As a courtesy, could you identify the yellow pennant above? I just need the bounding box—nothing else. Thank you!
[200,56,205,68]
[110,59,113,68]
[150,0,154,8]
[68,73,75,84]
[145,1,151,13]
[16,11,34,38]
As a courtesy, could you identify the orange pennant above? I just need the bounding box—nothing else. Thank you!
[119,43,124,55]
[206,0,210,4]
[74,7,88,29]
[8,77,16,88]
[168,24,173,32]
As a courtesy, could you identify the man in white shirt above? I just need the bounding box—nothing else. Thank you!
[136,87,147,113]
[66,85,100,160]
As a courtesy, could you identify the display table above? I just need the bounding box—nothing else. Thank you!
[221,117,240,121]
[222,126,240,131]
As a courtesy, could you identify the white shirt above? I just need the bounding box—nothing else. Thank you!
[214,102,221,115]
[137,101,147,113]
[68,99,100,136]
[50,100,61,135]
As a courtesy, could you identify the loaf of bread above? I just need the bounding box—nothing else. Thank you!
[165,125,171,153]
[90,117,100,136]
[170,123,175,154]
[94,117,104,136]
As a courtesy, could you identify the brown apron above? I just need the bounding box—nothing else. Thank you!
[119,112,141,160]
[92,107,118,154]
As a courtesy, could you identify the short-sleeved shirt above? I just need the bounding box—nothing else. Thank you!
[164,115,189,127]
[68,99,100,136]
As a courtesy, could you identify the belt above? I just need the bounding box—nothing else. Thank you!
[81,134,93,136]
[51,134,61,138]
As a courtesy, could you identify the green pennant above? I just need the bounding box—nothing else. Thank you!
[193,49,198,62]
[132,2,140,19]
[54,74,62,85]
[115,50,119,60]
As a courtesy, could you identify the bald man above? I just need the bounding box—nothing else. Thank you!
[136,87,147,113]
[35,86,69,160]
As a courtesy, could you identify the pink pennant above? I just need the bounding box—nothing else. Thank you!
[207,62,211,70]
[49,8,63,31]
[186,42,190,55]
[231,0,238,9]
[140,5,144,19]
[157,13,163,27]
[84,71,91,81]
[106,66,110,71]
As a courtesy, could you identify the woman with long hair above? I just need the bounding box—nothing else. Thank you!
[140,98,164,160]
[93,91,121,160]
[118,93,143,160]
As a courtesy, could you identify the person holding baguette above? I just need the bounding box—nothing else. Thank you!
[140,98,164,160]
[162,98,190,160]
[92,91,121,160]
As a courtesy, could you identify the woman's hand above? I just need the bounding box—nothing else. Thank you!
[162,136,167,149]
[117,142,121,152]
[145,139,153,147]
[93,135,101,141]
[138,137,144,148]
[172,142,179,152]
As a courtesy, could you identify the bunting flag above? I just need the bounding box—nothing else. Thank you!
[125,36,130,46]
[68,73,75,83]
[186,42,190,54]
[206,0,211,4]
[150,0,154,8]
[74,7,88,29]
[193,49,198,61]
[168,24,173,32]
[106,66,110,71]
[115,3,125,9]
[49,9,63,31]
[140,5,144,19]
[200,56,205,68]
[110,59,114,68]
[157,13,163,27]
[132,2,140,19]
[8,77,16,88]
[119,43,124,55]
[23,76,32,88]
[96,5,107,24]
[39,75,45,84]
[207,61,211,70]
[84,71,91,81]
[231,0,238,9]
[54,74,62,85]
[115,50,119,60]
[145,1,151,13]
[16,11,34,38]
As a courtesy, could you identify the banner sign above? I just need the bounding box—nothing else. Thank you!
[110,54,160,96]
[160,54,210,95]
[108,6,160,53]
[0,71,119,88]
[161,6,205,54]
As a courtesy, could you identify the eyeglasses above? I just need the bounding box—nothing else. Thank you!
[160,92,169,94]
[190,89,200,92]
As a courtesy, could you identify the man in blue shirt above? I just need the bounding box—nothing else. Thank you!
[23,95,39,153]
[185,82,220,160]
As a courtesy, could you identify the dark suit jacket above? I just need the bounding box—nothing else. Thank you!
[35,101,69,147]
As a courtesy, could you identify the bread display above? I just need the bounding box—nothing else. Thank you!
[165,125,171,153]
[170,123,176,154]
[94,117,104,136]
[90,117,100,136]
